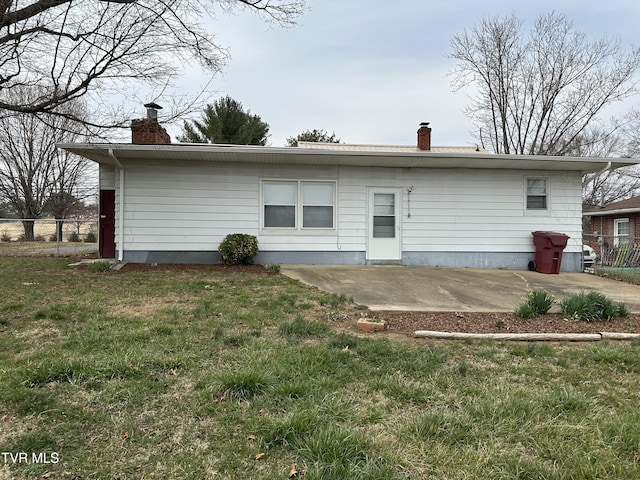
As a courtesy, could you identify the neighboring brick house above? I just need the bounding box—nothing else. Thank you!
[584,196,640,266]
[584,196,640,248]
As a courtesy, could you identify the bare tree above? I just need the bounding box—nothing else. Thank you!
[66,200,99,237]
[44,147,94,241]
[621,109,640,158]
[0,0,305,130]
[449,12,640,155]
[572,127,640,206]
[0,91,91,240]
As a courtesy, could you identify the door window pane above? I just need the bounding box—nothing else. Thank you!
[373,216,395,238]
[373,193,395,238]
[374,193,394,215]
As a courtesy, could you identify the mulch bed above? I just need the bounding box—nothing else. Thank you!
[379,311,640,336]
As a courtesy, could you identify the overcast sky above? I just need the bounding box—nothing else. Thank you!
[164,0,639,148]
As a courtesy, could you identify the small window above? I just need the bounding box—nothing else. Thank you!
[526,178,548,210]
[614,218,630,246]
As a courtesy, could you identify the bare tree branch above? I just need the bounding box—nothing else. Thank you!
[0,0,306,131]
[0,88,93,239]
[449,12,640,156]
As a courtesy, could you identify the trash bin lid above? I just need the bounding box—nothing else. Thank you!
[531,231,569,247]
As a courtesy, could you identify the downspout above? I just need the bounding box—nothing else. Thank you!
[108,149,125,262]
[595,161,612,177]
[594,161,611,252]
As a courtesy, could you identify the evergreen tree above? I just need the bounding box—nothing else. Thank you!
[178,97,270,145]
[286,129,341,147]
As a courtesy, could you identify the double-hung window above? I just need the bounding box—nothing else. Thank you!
[263,181,335,229]
[526,177,549,210]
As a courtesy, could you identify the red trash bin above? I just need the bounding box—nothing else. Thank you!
[531,231,569,274]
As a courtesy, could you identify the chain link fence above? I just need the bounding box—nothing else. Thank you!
[0,218,99,257]
[583,234,640,269]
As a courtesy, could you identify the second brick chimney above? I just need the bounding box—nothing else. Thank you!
[417,122,431,151]
[131,102,171,144]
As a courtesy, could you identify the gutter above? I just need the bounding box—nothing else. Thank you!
[57,143,640,172]
[108,149,125,262]
[583,207,640,217]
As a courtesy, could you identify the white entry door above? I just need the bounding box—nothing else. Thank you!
[367,188,402,262]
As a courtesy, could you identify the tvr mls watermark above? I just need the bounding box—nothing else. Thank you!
[2,452,60,464]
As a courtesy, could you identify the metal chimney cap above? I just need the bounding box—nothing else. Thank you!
[144,102,163,110]
[419,122,430,128]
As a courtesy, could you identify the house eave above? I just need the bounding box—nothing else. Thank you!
[583,207,640,217]
[56,142,640,173]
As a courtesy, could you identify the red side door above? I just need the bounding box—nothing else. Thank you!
[99,190,116,258]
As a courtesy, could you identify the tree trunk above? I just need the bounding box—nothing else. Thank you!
[56,220,64,241]
[22,220,35,241]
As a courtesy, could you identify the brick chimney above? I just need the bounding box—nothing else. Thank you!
[417,122,431,151]
[131,102,171,144]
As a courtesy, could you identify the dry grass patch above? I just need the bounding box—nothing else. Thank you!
[107,294,196,318]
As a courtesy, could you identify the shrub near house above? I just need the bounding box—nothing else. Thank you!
[218,234,259,265]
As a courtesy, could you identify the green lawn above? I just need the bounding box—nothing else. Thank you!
[1,257,640,479]
[596,268,640,286]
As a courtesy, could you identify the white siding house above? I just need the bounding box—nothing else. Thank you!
[60,120,637,272]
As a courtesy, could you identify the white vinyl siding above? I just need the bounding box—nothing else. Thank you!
[99,165,116,190]
[336,167,581,255]
[119,161,259,251]
[111,159,582,258]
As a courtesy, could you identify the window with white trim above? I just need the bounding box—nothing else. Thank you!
[614,218,630,246]
[526,177,548,210]
[262,181,335,229]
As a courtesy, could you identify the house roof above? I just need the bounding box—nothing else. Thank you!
[57,142,639,173]
[297,141,487,154]
[583,196,640,216]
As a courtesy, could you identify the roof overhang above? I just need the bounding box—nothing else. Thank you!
[583,208,640,216]
[57,143,640,173]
